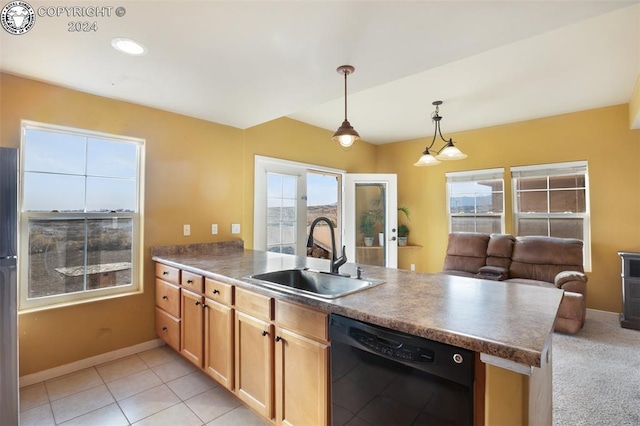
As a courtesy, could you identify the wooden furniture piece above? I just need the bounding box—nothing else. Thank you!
[154,263,181,351]
[618,252,640,330]
[204,278,235,390]
[154,261,330,425]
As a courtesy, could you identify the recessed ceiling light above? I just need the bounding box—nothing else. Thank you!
[111,38,146,56]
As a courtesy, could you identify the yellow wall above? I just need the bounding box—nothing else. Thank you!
[378,104,640,312]
[0,73,377,375]
[3,71,639,375]
[1,73,246,375]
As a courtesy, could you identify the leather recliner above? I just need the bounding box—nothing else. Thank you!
[442,232,588,334]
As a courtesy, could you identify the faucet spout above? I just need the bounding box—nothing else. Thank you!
[307,216,347,275]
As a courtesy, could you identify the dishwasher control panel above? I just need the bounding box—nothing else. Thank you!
[350,328,435,363]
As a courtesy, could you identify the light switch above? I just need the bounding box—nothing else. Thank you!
[231,223,240,234]
[183,224,190,236]
[211,224,218,235]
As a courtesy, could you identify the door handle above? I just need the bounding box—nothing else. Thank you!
[389,236,396,241]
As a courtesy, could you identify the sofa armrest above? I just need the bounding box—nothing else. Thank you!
[476,266,509,281]
[554,270,588,293]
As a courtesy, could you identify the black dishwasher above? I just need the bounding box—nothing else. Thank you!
[330,314,474,426]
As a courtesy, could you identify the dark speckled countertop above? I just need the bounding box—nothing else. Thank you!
[151,242,562,368]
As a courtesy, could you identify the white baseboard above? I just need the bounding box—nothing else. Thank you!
[19,339,165,388]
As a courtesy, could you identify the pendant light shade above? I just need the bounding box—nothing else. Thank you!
[333,65,360,147]
[414,101,467,166]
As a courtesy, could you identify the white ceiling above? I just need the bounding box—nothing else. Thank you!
[1,1,639,144]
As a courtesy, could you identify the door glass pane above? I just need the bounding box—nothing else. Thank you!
[266,172,297,255]
[355,183,386,267]
[307,172,340,259]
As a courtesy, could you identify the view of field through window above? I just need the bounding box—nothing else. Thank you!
[21,124,140,305]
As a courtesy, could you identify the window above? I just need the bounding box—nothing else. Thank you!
[254,156,342,256]
[446,168,505,233]
[19,121,143,310]
[511,161,591,269]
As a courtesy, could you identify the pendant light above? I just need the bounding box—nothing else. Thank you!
[414,100,467,166]
[332,65,360,148]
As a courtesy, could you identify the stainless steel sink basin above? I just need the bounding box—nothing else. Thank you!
[245,269,384,299]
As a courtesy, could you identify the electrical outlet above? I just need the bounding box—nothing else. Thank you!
[231,223,240,234]
[183,224,190,236]
[410,263,416,271]
[211,224,218,235]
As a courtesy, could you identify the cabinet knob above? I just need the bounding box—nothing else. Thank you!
[162,271,169,275]
[275,336,282,342]
[195,301,201,306]
[162,295,168,300]
[212,289,220,295]
[187,279,193,284]
[261,330,269,337]
[162,327,167,331]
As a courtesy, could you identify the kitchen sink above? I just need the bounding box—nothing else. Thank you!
[245,269,384,299]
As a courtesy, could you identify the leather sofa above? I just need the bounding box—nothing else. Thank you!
[441,232,588,334]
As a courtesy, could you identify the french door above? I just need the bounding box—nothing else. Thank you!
[345,174,398,268]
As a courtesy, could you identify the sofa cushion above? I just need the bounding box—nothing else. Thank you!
[486,234,515,269]
[509,236,584,283]
[442,232,490,274]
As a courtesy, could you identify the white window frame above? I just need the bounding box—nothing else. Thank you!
[511,161,591,270]
[253,155,345,254]
[446,168,505,234]
[19,121,145,311]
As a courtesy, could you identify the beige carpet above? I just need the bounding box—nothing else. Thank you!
[553,309,640,425]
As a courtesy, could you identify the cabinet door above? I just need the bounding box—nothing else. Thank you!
[275,327,329,426]
[235,310,274,420]
[205,298,234,390]
[181,289,204,367]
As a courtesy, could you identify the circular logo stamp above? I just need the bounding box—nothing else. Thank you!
[1,1,35,35]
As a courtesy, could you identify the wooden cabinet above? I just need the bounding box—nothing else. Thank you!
[181,288,205,367]
[274,300,329,426]
[204,278,234,390]
[155,265,181,350]
[235,288,275,420]
[153,261,330,425]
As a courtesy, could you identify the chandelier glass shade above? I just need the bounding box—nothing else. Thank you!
[414,101,467,166]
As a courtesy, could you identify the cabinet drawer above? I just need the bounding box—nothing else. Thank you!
[276,300,328,342]
[236,287,273,321]
[155,279,180,318]
[155,307,180,351]
[205,278,233,306]
[155,263,180,285]
[181,270,204,293]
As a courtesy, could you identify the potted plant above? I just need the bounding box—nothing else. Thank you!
[359,210,377,246]
[397,224,410,246]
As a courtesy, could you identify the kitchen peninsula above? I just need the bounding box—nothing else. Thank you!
[152,241,562,425]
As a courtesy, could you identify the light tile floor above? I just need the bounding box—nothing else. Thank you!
[19,346,269,426]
